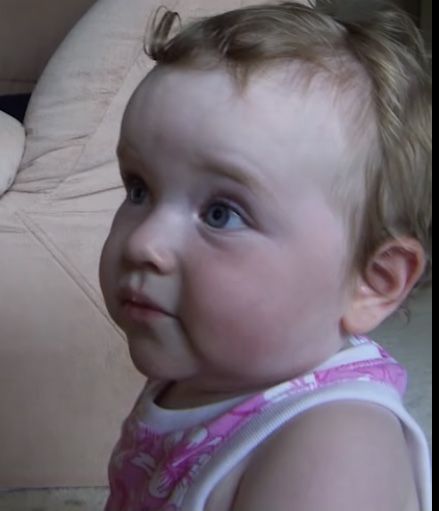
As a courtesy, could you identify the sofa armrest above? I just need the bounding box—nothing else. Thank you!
[0,111,25,196]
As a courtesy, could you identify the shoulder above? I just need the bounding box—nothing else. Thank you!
[232,401,419,511]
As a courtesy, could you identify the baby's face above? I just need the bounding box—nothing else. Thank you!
[100,66,354,399]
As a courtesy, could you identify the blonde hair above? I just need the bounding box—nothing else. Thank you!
[147,1,432,289]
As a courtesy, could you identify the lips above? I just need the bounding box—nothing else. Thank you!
[118,288,173,318]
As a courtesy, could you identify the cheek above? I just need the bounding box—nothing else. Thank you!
[99,216,126,298]
[100,207,131,268]
[182,239,345,363]
[99,236,117,309]
[182,248,295,354]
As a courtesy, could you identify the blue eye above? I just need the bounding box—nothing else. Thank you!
[203,203,246,230]
[126,178,148,205]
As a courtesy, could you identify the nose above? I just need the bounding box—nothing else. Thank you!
[122,210,183,274]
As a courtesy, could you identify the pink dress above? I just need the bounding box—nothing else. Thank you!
[105,337,432,511]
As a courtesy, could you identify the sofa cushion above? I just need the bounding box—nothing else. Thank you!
[0,111,25,196]
[0,0,97,95]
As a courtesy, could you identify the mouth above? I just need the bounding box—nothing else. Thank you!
[118,288,174,322]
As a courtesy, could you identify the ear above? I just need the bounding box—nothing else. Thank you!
[342,238,426,335]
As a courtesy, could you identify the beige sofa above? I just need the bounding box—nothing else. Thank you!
[0,0,98,95]
[0,0,277,489]
[0,0,431,490]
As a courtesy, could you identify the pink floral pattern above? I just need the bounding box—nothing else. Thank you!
[105,337,406,511]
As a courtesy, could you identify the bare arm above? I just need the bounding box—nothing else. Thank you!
[232,402,419,511]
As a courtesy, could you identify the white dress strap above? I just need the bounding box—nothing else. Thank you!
[182,381,432,511]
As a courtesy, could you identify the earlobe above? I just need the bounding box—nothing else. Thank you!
[342,238,426,336]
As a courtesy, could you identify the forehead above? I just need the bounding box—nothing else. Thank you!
[122,65,359,194]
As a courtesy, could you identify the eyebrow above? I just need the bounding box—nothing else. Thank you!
[117,141,139,163]
[117,140,271,197]
[204,161,269,196]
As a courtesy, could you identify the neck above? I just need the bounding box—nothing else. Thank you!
[156,381,259,410]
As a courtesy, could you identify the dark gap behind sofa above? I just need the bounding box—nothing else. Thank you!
[0,94,32,123]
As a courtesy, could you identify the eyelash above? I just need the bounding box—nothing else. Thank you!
[123,174,149,204]
[121,173,251,227]
[201,197,248,224]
